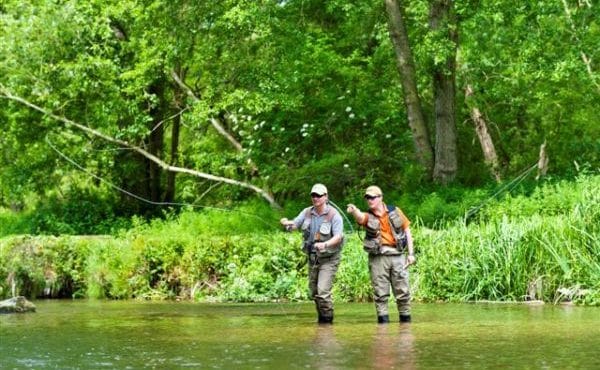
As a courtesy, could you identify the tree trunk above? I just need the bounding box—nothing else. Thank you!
[384,0,434,175]
[465,85,501,182]
[164,68,184,204]
[430,0,458,185]
[164,105,181,204]
[536,141,548,180]
[147,80,167,203]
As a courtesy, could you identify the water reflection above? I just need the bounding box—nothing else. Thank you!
[307,321,417,370]
[310,325,341,370]
[369,324,415,370]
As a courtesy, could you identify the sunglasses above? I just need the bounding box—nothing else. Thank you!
[311,193,326,198]
[364,195,380,200]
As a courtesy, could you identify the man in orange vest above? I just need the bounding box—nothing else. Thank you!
[347,185,416,323]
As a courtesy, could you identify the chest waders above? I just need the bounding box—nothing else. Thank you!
[363,204,407,255]
[363,205,412,324]
[300,206,341,324]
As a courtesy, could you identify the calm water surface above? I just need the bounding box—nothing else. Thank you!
[1,300,598,369]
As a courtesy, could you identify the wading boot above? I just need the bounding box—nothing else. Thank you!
[399,314,412,323]
[377,314,390,324]
[318,314,333,324]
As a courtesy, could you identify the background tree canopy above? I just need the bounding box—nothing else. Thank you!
[1,0,598,227]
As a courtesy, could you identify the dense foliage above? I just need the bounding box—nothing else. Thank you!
[0,1,598,306]
[1,1,598,217]
[1,174,598,305]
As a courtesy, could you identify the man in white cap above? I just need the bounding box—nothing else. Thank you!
[280,183,344,324]
[347,185,416,323]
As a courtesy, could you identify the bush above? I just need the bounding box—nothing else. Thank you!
[1,174,598,304]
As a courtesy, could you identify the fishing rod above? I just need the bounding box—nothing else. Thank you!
[328,200,363,242]
[46,135,366,237]
[464,161,538,221]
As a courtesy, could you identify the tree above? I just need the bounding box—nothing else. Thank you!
[0,88,280,207]
[0,1,280,209]
[429,0,458,184]
[384,0,434,176]
[385,0,459,184]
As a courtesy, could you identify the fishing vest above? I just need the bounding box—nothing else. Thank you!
[301,206,339,257]
[363,204,407,255]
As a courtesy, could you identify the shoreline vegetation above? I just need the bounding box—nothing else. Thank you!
[1,174,598,306]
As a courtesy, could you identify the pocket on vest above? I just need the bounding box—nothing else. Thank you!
[363,238,380,254]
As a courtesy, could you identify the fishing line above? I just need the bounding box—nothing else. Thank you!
[464,161,538,221]
[47,137,321,316]
[45,136,277,229]
[47,136,300,313]
[327,200,355,234]
[328,200,363,242]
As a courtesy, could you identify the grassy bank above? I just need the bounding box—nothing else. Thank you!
[1,174,598,305]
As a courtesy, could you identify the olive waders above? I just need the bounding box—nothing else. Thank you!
[300,206,343,324]
[363,205,412,324]
[308,251,341,324]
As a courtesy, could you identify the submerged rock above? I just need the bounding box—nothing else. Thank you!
[0,296,36,314]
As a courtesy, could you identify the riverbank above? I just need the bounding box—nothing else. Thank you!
[1,174,598,305]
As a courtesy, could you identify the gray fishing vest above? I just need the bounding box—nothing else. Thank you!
[301,206,339,257]
[363,204,407,255]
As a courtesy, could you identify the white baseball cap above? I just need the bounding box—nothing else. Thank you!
[310,183,328,195]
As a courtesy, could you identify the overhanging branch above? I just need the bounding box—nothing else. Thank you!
[0,86,280,208]
[170,70,243,151]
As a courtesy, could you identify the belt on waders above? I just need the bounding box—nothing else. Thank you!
[308,251,338,265]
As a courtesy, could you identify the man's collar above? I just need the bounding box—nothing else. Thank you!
[312,204,329,215]
[369,204,386,217]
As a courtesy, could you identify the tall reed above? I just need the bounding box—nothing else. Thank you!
[414,174,599,304]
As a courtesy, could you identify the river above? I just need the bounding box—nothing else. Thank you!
[1,300,598,369]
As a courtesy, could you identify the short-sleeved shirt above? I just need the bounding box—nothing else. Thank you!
[359,206,410,246]
[293,204,344,243]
